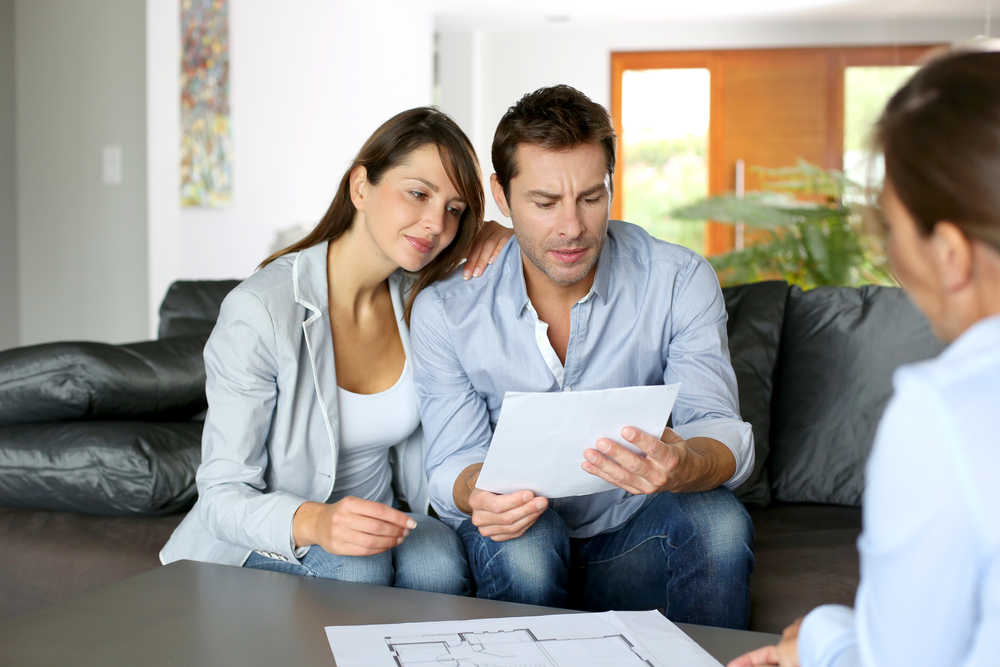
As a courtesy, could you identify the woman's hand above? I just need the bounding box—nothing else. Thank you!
[727,618,802,667]
[292,497,416,557]
[463,219,513,279]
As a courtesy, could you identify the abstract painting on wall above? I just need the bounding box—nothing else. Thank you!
[181,0,231,207]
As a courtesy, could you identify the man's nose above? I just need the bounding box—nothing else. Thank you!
[557,204,584,240]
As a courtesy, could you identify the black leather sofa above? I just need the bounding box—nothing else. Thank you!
[0,279,944,632]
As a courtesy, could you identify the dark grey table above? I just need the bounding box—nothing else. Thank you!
[0,560,779,666]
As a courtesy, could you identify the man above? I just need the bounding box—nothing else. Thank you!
[410,85,755,629]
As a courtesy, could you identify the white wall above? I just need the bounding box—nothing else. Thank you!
[146,0,180,338]
[149,1,435,295]
[15,0,148,346]
[438,16,984,224]
[0,0,18,351]
[11,5,978,343]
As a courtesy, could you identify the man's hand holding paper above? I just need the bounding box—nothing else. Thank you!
[474,384,685,500]
[453,462,549,542]
[583,424,737,496]
[582,425,690,495]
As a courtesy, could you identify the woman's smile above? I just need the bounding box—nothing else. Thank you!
[405,235,434,254]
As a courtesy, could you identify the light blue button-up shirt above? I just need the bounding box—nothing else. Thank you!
[798,314,1000,667]
[410,220,754,537]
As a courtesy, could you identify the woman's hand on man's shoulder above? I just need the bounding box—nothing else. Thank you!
[462,220,513,280]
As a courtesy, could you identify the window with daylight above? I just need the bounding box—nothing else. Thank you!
[620,69,710,256]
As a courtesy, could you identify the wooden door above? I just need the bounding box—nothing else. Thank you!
[611,46,937,255]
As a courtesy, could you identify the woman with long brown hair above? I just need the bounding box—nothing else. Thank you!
[160,107,510,594]
[730,48,1000,667]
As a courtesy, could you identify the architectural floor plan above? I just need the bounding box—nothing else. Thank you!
[385,626,656,667]
[326,610,722,667]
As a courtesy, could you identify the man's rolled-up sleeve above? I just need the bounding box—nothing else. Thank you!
[409,285,496,528]
[663,254,754,489]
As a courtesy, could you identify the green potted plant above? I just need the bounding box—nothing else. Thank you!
[672,160,894,289]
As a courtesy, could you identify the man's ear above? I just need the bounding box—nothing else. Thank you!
[349,165,368,211]
[933,221,973,292]
[490,174,512,218]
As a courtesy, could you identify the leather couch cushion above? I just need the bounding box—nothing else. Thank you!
[0,421,201,516]
[0,335,208,426]
[722,281,788,507]
[158,280,240,339]
[768,285,945,506]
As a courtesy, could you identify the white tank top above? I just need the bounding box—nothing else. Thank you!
[330,359,421,506]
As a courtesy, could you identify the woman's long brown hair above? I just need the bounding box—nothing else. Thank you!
[260,107,485,320]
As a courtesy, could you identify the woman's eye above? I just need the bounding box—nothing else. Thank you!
[410,191,428,201]
[447,206,464,217]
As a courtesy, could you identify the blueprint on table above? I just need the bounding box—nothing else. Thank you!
[325,609,722,667]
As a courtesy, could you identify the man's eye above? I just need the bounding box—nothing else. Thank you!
[535,202,555,209]
[583,197,601,205]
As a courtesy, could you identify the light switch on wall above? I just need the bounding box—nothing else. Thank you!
[102,145,123,185]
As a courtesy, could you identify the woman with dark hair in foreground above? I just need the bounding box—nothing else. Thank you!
[730,48,1000,667]
[160,108,510,594]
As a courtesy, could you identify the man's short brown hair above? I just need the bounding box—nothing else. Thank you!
[491,84,617,201]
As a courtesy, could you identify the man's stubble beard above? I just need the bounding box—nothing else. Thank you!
[515,227,606,287]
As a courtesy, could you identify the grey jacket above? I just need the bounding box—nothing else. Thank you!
[160,242,429,567]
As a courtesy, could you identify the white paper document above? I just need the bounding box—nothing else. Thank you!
[474,384,681,498]
[325,609,722,667]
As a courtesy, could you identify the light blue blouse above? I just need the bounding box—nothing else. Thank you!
[799,314,1000,667]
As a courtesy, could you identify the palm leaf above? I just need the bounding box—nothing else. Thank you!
[670,160,892,289]
[673,193,843,228]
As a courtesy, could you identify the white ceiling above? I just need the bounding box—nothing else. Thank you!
[431,0,995,29]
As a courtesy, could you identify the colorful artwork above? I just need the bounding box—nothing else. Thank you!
[181,0,231,207]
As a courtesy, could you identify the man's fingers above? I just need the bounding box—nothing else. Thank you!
[581,456,647,495]
[727,645,780,667]
[584,443,651,493]
[505,510,544,534]
[623,426,684,476]
[623,426,675,458]
[477,507,545,538]
[658,425,685,446]
[472,488,543,515]
[594,437,649,476]
[471,494,547,527]
[483,506,545,541]
[489,526,531,542]
[470,488,548,535]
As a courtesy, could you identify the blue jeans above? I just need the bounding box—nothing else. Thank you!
[245,512,470,596]
[457,487,754,629]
